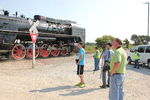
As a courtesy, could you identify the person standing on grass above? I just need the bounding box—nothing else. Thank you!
[109,38,127,100]
[75,42,86,88]
[93,47,100,71]
[134,49,140,69]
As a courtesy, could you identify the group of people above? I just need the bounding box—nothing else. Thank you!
[75,38,127,100]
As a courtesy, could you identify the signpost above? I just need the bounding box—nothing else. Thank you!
[29,20,39,68]
[30,33,38,43]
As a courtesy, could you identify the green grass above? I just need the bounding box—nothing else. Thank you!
[85,45,95,53]
[85,45,103,53]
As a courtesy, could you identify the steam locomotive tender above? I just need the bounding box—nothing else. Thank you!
[0,13,85,60]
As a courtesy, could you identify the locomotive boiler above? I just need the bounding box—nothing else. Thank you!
[0,11,85,60]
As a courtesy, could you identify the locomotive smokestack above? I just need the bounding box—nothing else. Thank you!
[4,10,9,16]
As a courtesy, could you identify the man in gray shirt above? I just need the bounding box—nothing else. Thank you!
[100,43,114,88]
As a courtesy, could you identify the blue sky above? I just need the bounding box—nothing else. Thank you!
[0,0,150,42]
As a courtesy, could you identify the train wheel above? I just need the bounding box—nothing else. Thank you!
[61,49,68,56]
[40,44,50,58]
[27,44,39,58]
[12,44,26,60]
[51,44,60,57]
[51,50,60,57]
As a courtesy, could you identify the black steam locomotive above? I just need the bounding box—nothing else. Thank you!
[0,11,85,60]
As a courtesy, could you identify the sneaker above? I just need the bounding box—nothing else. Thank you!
[79,83,86,88]
[75,83,81,86]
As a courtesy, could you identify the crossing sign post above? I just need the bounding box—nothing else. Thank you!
[29,20,39,68]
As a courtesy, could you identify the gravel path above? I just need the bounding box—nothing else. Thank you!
[0,54,150,100]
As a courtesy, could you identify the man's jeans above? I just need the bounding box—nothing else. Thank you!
[109,74,125,100]
[94,58,100,70]
[134,60,139,68]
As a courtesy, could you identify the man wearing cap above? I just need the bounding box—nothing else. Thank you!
[109,38,127,100]
[100,43,113,88]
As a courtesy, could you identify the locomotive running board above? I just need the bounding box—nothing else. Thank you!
[0,29,79,38]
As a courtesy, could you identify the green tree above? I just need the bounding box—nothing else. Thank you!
[123,38,130,49]
[131,34,138,45]
[131,34,150,45]
[138,35,150,44]
[95,35,115,48]
[131,34,142,45]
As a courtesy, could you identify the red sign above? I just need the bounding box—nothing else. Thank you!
[30,33,38,43]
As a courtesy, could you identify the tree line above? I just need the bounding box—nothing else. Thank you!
[94,34,150,49]
[131,34,150,45]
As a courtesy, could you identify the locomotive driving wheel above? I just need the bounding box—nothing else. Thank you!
[27,44,39,58]
[40,44,50,58]
[51,44,60,57]
[60,48,68,56]
[12,44,26,60]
